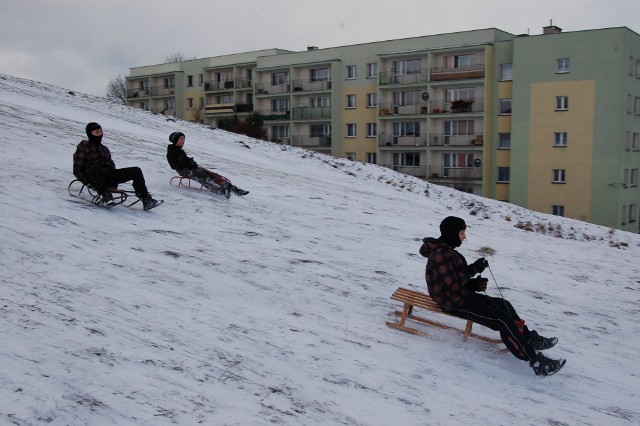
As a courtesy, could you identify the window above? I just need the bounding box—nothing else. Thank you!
[636,59,640,78]
[272,72,289,85]
[366,123,377,137]
[556,58,570,73]
[217,94,232,103]
[393,59,421,75]
[445,87,475,103]
[497,167,510,183]
[366,63,378,78]
[498,133,511,149]
[444,54,475,67]
[621,205,628,226]
[634,133,640,151]
[554,132,568,147]
[552,169,566,183]
[346,65,357,79]
[443,120,474,145]
[272,125,290,139]
[310,68,330,82]
[552,205,565,216]
[442,153,474,177]
[634,96,640,115]
[366,93,377,108]
[346,94,356,109]
[199,74,204,85]
[499,99,512,114]
[631,169,639,187]
[310,96,331,107]
[164,77,175,89]
[556,96,569,110]
[272,98,289,112]
[393,152,420,166]
[187,98,194,109]
[346,123,357,137]
[500,63,513,80]
[393,121,420,137]
[346,152,356,161]
[187,75,194,87]
[630,204,638,223]
[164,99,175,110]
[199,97,204,108]
[366,152,377,164]
[394,90,421,106]
[310,124,331,138]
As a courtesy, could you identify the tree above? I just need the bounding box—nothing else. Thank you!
[106,75,127,104]
[165,52,194,63]
[191,106,204,124]
[218,112,268,140]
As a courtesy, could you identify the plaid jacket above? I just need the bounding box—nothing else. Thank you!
[419,237,482,313]
[72,140,115,183]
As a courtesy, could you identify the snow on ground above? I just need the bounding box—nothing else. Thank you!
[0,73,639,425]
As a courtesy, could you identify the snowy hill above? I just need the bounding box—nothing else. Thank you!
[0,73,639,425]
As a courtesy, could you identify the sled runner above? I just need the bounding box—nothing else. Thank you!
[68,179,142,208]
[170,175,205,190]
[387,287,506,349]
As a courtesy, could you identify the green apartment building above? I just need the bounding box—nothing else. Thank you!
[126,25,640,232]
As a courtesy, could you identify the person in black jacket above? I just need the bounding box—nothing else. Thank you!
[166,132,248,197]
[73,122,162,210]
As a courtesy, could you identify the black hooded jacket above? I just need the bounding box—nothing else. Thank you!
[166,144,198,170]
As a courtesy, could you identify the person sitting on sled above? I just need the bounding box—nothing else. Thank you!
[419,216,566,377]
[72,122,161,210]
[166,132,249,197]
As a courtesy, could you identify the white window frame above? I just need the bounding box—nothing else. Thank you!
[346,152,356,161]
[630,169,638,187]
[310,96,331,107]
[554,132,568,147]
[556,96,569,111]
[552,169,566,183]
[498,133,511,149]
[199,74,204,85]
[187,98,194,109]
[346,65,357,80]
[346,123,357,137]
[556,58,570,73]
[500,63,513,81]
[630,204,638,223]
[366,93,377,108]
[634,133,640,151]
[552,205,565,216]
[366,63,378,78]
[366,123,377,137]
[393,152,420,166]
[187,75,194,87]
[272,98,289,112]
[366,152,377,164]
[497,167,510,183]
[499,99,512,115]
[621,205,628,226]
[346,94,356,109]
[310,68,330,82]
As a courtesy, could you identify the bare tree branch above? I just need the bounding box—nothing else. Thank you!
[106,75,127,105]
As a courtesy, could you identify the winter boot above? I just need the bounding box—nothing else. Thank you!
[531,352,566,377]
[101,192,117,208]
[142,194,162,211]
[529,330,558,351]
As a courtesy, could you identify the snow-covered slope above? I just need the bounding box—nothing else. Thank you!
[1,73,638,425]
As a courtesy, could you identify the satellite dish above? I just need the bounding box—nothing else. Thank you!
[421,92,430,101]
[473,158,482,167]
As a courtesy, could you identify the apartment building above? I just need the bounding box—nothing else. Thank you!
[126,26,640,232]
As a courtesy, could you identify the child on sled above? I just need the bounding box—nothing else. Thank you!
[166,132,249,198]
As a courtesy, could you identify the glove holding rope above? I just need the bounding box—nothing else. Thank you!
[472,257,489,273]
[467,276,488,292]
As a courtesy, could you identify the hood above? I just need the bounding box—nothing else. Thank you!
[419,237,450,258]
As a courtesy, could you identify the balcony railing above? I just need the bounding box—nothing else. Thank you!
[380,164,425,177]
[204,79,253,91]
[429,133,484,147]
[429,98,484,114]
[427,165,482,180]
[255,82,291,94]
[204,103,254,114]
[292,106,332,120]
[290,79,332,92]
[378,103,429,116]
[260,110,290,120]
[378,135,428,147]
[150,108,175,116]
[127,85,175,98]
[291,135,332,147]
[379,70,428,86]
[430,64,484,81]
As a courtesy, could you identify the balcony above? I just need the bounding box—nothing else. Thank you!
[204,103,254,114]
[290,79,332,92]
[427,165,482,180]
[127,85,175,98]
[255,82,291,94]
[291,135,332,147]
[378,135,427,147]
[429,98,484,114]
[379,70,428,86]
[430,64,484,82]
[378,103,429,117]
[204,79,252,91]
[261,110,290,121]
[292,106,332,120]
[428,133,484,147]
[380,164,425,177]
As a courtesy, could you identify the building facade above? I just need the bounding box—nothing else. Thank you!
[126,26,640,232]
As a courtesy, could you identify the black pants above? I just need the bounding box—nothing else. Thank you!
[86,165,149,198]
[177,166,229,191]
[454,293,536,362]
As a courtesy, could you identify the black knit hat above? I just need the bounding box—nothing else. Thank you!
[439,216,466,248]
[169,132,184,144]
[85,122,101,137]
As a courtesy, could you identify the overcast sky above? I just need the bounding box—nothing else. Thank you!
[1,0,638,97]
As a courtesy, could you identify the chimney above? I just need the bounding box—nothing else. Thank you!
[543,19,562,34]
[307,46,318,51]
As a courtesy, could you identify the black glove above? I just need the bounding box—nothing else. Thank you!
[472,258,488,273]
[467,277,488,292]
